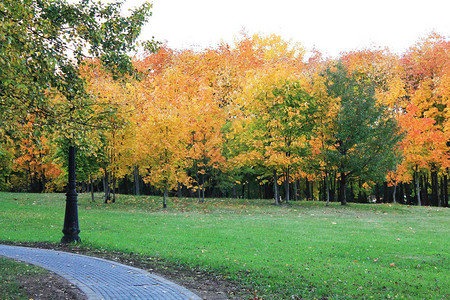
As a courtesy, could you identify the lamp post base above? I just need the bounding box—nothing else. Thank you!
[61,234,81,244]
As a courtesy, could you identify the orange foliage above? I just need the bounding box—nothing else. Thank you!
[14,118,62,191]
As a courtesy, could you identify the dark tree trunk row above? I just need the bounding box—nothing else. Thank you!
[36,162,448,208]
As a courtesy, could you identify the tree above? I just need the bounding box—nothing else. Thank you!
[226,34,309,203]
[179,51,227,202]
[396,103,447,205]
[140,108,189,208]
[305,70,341,205]
[229,78,314,204]
[324,62,402,205]
[399,33,450,206]
[1,0,155,243]
[13,119,63,192]
[0,0,155,131]
[266,82,318,203]
[136,49,193,208]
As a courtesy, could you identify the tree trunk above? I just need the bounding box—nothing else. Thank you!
[201,173,206,203]
[326,175,330,207]
[305,178,310,200]
[405,182,412,205]
[112,174,116,203]
[285,168,290,204]
[339,173,347,205]
[392,184,397,204]
[197,173,202,202]
[443,171,448,207]
[247,174,251,200]
[133,166,140,196]
[320,178,324,202]
[103,169,111,203]
[357,180,363,203]
[416,172,421,206]
[350,181,354,203]
[330,174,336,203]
[421,175,427,206]
[163,186,168,208]
[375,184,381,203]
[103,176,106,202]
[177,182,182,198]
[294,180,298,201]
[398,183,404,204]
[431,168,440,207]
[40,171,46,193]
[383,182,389,203]
[27,165,31,192]
[90,176,95,202]
[274,170,279,205]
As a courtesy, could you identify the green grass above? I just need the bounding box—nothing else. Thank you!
[1,192,449,299]
[0,257,44,300]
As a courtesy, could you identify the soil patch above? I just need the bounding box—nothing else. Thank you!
[2,241,253,300]
[18,270,88,300]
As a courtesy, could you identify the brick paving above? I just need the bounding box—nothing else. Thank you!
[0,244,201,300]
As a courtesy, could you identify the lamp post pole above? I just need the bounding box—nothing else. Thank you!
[61,145,81,243]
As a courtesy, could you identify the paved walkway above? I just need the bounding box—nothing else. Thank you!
[0,245,201,300]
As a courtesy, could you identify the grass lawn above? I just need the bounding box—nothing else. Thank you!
[0,257,44,300]
[0,192,448,299]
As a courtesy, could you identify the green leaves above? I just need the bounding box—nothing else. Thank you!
[0,0,154,136]
[324,62,402,183]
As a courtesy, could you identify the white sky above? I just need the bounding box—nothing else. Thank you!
[123,0,449,57]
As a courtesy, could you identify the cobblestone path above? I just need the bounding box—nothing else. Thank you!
[0,244,201,300]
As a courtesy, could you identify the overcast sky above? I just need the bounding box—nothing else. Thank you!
[123,0,449,57]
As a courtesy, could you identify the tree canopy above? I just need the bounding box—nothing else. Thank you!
[0,7,448,208]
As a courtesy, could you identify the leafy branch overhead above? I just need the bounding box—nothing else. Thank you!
[0,0,157,132]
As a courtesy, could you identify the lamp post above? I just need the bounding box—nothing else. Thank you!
[61,145,81,243]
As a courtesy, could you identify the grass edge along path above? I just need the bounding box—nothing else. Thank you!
[0,192,449,299]
[0,257,41,300]
[0,256,87,300]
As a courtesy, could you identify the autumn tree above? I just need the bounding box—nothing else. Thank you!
[340,49,409,202]
[263,82,318,203]
[12,117,63,192]
[139,105,189,208]
[399,33,449,206]
[304,70,340,205]
[79,59,144,203]
[226,34,312,203]
[135,49,192,208]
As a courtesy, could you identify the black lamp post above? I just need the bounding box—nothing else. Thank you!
[61,145,81,243]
